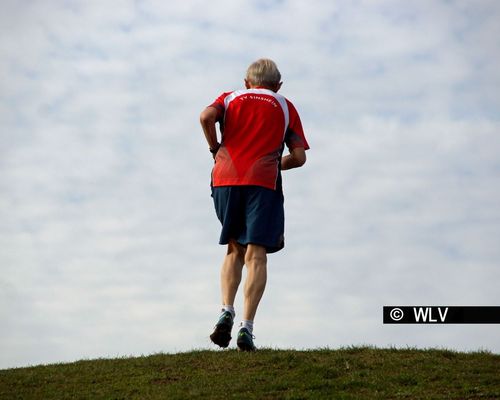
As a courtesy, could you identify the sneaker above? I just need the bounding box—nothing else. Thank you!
[210,311,234,348]
[236,328,256,352]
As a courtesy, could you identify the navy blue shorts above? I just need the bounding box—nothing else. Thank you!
[212,185,285,253]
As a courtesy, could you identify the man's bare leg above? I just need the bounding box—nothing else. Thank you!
[242,244,267,322]
[221,239,245,307]
[235,244,267,351]
[210,240,245,348]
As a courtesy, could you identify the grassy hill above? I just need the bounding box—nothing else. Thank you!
[1,347,499,399]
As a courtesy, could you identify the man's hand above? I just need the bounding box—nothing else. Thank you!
[209,143,220,160]
[281,147,306,170]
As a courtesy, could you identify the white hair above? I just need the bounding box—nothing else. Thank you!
[246,58,281,87]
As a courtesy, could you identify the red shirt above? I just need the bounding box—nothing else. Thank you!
[210,88,309,190]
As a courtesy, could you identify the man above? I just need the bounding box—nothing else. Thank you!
[200,58,309,351]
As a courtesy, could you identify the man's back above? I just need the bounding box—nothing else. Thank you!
[210,88,307,190]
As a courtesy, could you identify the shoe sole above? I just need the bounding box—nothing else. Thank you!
[210,324,232,348]
[237,339,256,352]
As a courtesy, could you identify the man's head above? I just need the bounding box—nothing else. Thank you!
[245,58,282,92]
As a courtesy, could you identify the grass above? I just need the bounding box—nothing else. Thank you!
[1,346,499,399]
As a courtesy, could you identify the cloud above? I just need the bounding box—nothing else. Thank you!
[1,0,500,368]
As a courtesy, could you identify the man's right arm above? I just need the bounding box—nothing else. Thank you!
[281,147,306,170]
[200,106,220,155]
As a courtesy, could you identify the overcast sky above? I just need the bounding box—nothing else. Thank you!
[1,0,499,369]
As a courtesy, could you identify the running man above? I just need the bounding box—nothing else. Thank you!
[200,58,309,351]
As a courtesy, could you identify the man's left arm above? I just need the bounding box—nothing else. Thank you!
[200,106,220,157]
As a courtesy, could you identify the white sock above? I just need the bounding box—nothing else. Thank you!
[222,305,235,318]
[240,320,254,334]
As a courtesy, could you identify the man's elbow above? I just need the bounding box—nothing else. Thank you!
[297,152,306,167]
[293,148,307,167]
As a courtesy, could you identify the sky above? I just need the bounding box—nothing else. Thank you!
[1,0,499,369]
